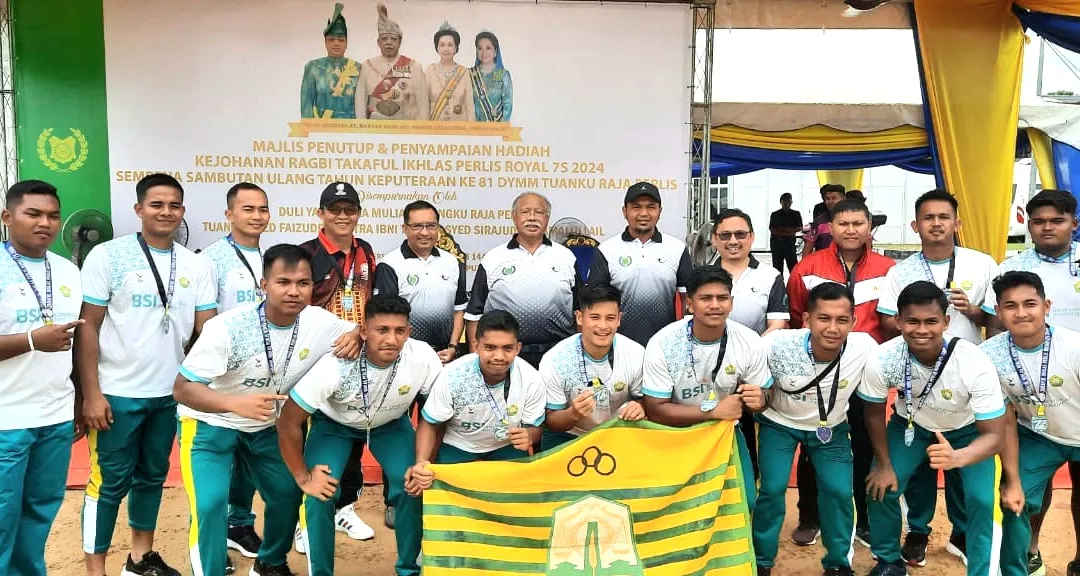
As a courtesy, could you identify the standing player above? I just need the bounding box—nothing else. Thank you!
[985,189,1080,575]
[78,174,217,576]
[173,244,361,576]
[200,182,271,562]
[0,181,83,576]
[588,182,692,346]
[640,266,770,508]
[753,283,877,576]
[540,283,647,450]
[279,295,442,576]
[862,281,1006,576]
[877,188,997,566]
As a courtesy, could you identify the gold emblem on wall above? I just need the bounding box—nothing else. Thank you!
[37,128,89,173]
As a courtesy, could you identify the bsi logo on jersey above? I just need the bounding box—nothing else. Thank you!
[242,377,273,388]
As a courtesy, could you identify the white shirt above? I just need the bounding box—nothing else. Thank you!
[718,257,790,335]
[861,335,1005,432]
[986,242,1080,332]
[374,242,467,349]
[290,338,442,430]
[0,249,82,429]
[760,329,877,431]
[642,318,770,407]
[981,327,1080,447]
[540,333,645,436]
[421,354,546,454]
[82,234,217,398]
[589,230,693,346]
[877,247,998,343]
[202,237,263,313]
[177,304,355,432]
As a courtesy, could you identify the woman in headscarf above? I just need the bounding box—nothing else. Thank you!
[425,22,475,122]
[470,31,513,122]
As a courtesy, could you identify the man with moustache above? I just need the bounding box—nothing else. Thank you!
[298,181,378,544]
[300,2,360,119]
[199,182,272,562]
[359,3,429,120]
[466,192,578,368]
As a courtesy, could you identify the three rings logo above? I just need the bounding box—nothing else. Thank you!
[566,445,616,478]
[37,128,89,173]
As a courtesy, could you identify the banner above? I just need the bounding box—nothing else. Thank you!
[102,0,691,271]
[422,420,755,576]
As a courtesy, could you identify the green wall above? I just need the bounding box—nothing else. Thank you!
[13,0,110,256]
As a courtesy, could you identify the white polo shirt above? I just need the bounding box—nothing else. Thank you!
[981,327,1080,447]
[708,256,789,335]
[760,329,877,431]
[290,338,442,429]
[421,354,546,454]
[177,304,355,432]
[0,249,82,429]
[589,229,693,346]
[465,236,577,345]
[642,318,770,407]
[374,241,467,349]
[540,333,645,436]
[986,242,1080,332]
[82,234,217,398]
[201,236,263,313]
[877,247,998,343]
[860,335,1005,432]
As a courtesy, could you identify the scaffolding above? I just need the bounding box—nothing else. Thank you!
[688,0,714,237]
[0,0,13,242]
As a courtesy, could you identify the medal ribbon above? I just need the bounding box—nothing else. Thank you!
[903,337,958,428]
[136,233,176,326]
[226,234,262,298]
[918,248,957,290]
[5,242,53,325]
[356,343,400,435]
[783,335,845,428]
[577,334,615,392]
[1035,243,1079,278]
[686,320,728,388]
[837,250,861,293]
[1007,328,1052,406]
[479,358,512,426]
[257,302,299,393]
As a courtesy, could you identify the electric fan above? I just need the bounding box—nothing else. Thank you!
[62,209,114,267]
[174,218,190,247]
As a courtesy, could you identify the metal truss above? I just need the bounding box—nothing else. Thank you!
[687,0,714,238]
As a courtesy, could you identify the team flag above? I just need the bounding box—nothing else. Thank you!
[421,420,755,575]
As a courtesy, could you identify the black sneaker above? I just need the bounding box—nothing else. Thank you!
[900,532,929,567]
[757,566,771,576]
[226,555,235,575]
[824,568,855,576]
[385,505,396,529]
[1067,559,1080,576]
[947,533,968,567]
[120,551,181,576]
[1027,551,1046,576]
[867,559,908,576]
[791,523,820,546]
[249,560,296,576]
[227,525,262,559]
[855,524,872,549]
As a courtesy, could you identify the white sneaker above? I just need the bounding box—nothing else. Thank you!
[294,525,307,555]
[335,505,375,541]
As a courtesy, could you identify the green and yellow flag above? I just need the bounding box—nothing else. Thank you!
[422,420,755,576]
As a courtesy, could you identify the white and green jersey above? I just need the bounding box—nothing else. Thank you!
[540,333,645,436]
[0,249,82,429]
[81,234,217,398]
[201,236,263,313]
[761,329,878,431]
[177,303,355,432]
[421,354,546,454]
[290,338,442,429]
[861,335,1005,432]
[876,247,998,343]
[981,327,1080,447]
[985,241,1080,331]
[642,318,770,407]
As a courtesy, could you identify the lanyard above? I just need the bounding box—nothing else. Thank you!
[226,234,262,295]
[919,249,957,290]
[686,320,727,384]
[783,336,844,426]
[136,233,176,326]
[356,343,400,432]
[4,242,53,325]
[1007,329,1052,405]
[903,337,958,425]
[837,250,861,292]
[1035,244,1079,278]
[480,359,512,422]
[577,335,615,388]
[342,244,360,293]
[257,302,299,393]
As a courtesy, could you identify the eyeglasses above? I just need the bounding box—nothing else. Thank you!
[406,223,439,232]
[323,205,359,216]
[714,231,750,241]
[515,209,549,217]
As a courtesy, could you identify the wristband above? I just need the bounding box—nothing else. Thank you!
[27,331,35,352]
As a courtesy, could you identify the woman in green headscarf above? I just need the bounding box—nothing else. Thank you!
[470,31,513,122]
[425,22,475,122]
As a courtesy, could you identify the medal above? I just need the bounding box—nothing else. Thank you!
[816,421,833,444]
[902,338,955,445]
[136,233,176,334]
[480,359,514,442]
[781,334,845,438]
[700,390,719,412]
[904,423,915,447]
[493,419,510,441]
[258,302,299,394]
[685,320,728,411]
[355,343,400,445]
[6,242,55,326]
[577,335,614,409]
[591,379,610,404]
[1008,329,1053,435]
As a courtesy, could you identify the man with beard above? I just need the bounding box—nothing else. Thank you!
[359,3,428,120]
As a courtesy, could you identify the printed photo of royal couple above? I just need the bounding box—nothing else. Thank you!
[299,2,513,123]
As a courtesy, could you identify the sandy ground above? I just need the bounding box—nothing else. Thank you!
[45,487,1079,575]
